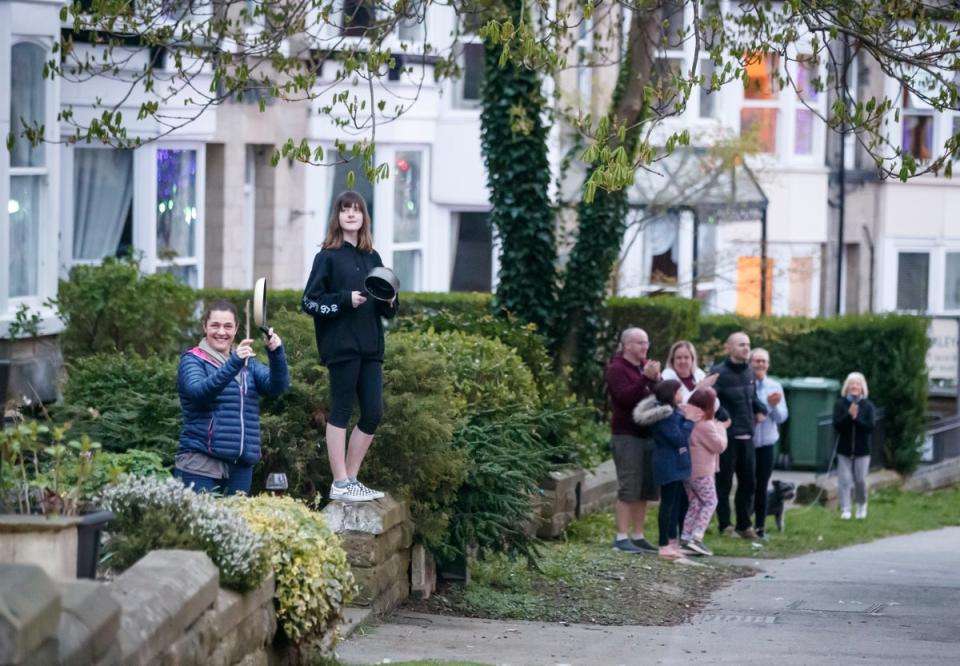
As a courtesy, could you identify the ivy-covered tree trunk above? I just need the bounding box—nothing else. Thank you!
[556,8,659,395]
[480,0,557,334]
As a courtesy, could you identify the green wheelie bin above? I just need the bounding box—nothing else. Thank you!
[775,376,841,471]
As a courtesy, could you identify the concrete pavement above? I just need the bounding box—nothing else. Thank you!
[336,527,960,665]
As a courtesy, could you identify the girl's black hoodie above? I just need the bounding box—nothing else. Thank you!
[301,243,399,365]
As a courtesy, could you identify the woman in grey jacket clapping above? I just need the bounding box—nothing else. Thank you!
[750,348,788,538]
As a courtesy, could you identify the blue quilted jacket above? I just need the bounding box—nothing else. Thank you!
[652,409,694,486]
[176,345,289,466]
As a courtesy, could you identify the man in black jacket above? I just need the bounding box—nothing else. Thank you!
[711,332,768,539]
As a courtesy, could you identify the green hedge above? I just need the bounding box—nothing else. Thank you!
[698,314,929,473]
[195,288,493,322]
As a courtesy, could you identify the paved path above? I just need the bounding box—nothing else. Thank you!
[337,527,960,665]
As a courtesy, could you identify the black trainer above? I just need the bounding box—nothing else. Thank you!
[630,537,658,553]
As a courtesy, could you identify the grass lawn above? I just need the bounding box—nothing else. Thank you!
[401,485,959,627]
[565,485,960,559]
[403,535,752,626]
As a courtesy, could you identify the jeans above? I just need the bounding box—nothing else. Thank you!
[175,464,254,496]
[837,454,870,512]
[754,444,775,534]
[716,436,756,531]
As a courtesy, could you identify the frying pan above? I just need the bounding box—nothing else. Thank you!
[365,266,400,302]
[253,277,269,336]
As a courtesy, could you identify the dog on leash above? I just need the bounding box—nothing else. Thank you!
[766,480,797,533]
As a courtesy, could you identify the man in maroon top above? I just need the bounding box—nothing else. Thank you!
[605,327,661,553]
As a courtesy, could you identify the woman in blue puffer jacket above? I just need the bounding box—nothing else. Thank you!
[174,299,289,495]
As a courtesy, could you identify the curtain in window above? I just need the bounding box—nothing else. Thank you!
[10,43,46,168]
[73,149,133,260]
[642,214,680,282]
[9,176,40,297]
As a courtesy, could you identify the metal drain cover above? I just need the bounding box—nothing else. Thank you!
[787,600,885,614]
[694,614,777,624]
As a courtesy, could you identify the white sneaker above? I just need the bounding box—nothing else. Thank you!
[329,482,375,502]
[352,480,384,500]
[840,510,852,520]
[855,505,868,520]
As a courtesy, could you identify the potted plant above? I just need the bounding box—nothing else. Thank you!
[0,421,113,578]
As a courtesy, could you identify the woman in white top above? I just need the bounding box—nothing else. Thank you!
[661,340,707,403]
[750,347,789,538]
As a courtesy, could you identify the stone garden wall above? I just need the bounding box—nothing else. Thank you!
[0,550,276,666]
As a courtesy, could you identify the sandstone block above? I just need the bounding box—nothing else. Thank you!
[109,549,219,665]
[212,574,275,638]
[351,550,410,606]
[341,522,413,568]
[321,494,408,535]
[0,563,60,665]
[409,544,436,600]
[57,578,120,666]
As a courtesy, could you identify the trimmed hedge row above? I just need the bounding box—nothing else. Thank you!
[698,314,929,473]
[196,289,493,320]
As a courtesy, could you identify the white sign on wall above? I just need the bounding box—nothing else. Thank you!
[927,317,959,392]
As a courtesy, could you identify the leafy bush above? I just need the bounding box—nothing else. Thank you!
[57,354,181,465]
[698,313,929,473]
[445,410,553,565]
[55,256,196,358]
[0,423,103,516]
[98,476,269,591]
[257,309,469,549]
[227,495,356,645]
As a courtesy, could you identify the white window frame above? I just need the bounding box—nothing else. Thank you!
[881,239,960,315]
[3,36,60,333]
[378,145,429,291]
[59,142,205,288]
[146,142,206,288]
[60,143,138,272]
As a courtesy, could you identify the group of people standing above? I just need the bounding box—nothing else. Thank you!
[172,190,395,502]
[607,327,875,562]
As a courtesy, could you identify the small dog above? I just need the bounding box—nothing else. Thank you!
[766,480,797,533]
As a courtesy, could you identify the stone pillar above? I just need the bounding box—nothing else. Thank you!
[321,495,413,615]
[0,564,61,665]
[537,468,585,538]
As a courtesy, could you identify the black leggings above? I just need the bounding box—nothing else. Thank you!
[754,444,775,533]
[658,481,685,546]
[327,359,384,434]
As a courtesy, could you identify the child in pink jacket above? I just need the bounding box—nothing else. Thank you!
[680,387,727,555]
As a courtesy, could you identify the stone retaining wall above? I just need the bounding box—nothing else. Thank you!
[0,550,277,666]
[322,495,413,615]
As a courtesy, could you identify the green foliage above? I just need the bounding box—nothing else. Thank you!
[444,410,552,565]
[57,354,181,465]
[698,313,929,473]
[413,329,539,414]
[7,303,43,339]
[55,256,196,358]
[480,0,557,333]
[195,288,495,324]
[99,475,270,592]
[228,494,356,645]
[0,422,103,516]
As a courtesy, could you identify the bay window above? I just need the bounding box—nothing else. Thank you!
[8,42,51,303]
[740,52,779,153]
